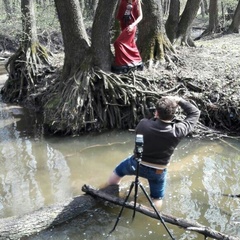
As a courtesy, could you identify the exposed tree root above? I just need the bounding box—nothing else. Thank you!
[36,62,240,137]
[42,67,185,134]
[174,35,196,47]
[1,43,51,102]
[3,45,239,138]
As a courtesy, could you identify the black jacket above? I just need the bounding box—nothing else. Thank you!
[135,99,200,166]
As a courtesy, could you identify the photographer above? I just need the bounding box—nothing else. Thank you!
[107,96,200,209]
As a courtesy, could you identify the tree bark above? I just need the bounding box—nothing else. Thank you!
[208,0,219,33]
[200,0,209,16]
[3,0,12,20]
[138,0,174,64]
[165,0,180,43]
[0,195,97,240]
[21,0,38,45]
[175,0,201,46]
[91,0,118,71]
[198,0,220,38]
[1,0,50,102]
[226,0,240,33]
[82,185,239,240]
[54,0,90,82]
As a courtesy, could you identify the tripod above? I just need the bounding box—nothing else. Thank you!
[109,149,175,239]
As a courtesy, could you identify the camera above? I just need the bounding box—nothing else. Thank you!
[135,134,144,159]
[148,106,156,114]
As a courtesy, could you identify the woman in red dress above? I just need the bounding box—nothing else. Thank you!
[112,0,143,73]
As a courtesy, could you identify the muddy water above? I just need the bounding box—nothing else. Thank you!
[0,64,240,239]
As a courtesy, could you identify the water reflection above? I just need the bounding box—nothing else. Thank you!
[0,94,240,239]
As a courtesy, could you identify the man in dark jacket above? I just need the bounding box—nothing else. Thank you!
[107,96,200,209]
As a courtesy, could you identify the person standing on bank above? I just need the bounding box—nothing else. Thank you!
[112,0,143,73]
[107,96,201,209]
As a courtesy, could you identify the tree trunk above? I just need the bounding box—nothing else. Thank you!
[0,195,97,240]
[162,0,171,16]
[82,185,240,240]
[200,0,209,16]
[21,0,38,45]
[80,0,99,20]
[91,0,118,71]
[138,0,175,65]
[175,0,201,46]
[3,0,12,20]
[226,0,240,33]
[208,0,219,32]
[54,0,90,82]
[165,0,180,43]
[1,0,50,102]
[43,0,175,134]
[199,0,220,36]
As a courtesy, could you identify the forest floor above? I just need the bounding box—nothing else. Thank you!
[140,32,240,93]
[138,32,240,136]
[0,30,240,136]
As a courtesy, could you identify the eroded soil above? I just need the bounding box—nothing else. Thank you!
[1,33,240,135]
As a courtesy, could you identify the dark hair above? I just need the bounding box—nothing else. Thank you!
[155,97,178,120]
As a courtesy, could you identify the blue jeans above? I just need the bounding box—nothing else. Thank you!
[114,155,167,199]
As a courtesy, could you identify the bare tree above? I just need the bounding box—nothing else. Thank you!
[226,0,240,33]
[198,0,221,38]
[80,0,99,21]
[1,0,51,102]
[165,0,180,43]
[200,0,209,17]
[208,0,220,32]
[54,0,90,81]
[137,0,175,65]
[175,0,202,46]
[43,0,122,134]
[165,0,201,46]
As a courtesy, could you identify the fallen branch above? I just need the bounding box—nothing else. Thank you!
[82,185,239,240]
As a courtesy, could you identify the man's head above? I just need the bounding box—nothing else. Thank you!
[155,97,178,121]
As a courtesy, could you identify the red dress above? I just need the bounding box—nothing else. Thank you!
[113,0,142,67]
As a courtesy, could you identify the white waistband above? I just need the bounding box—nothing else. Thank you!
[140,161,169,170]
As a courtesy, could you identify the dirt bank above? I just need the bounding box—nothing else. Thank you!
[0,33,240,135]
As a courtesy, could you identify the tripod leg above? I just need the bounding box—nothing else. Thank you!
[109,181,135,234]
[132,178,139,220]
[139,184,176,240]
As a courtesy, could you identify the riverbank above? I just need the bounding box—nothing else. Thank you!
[0,33,240,136]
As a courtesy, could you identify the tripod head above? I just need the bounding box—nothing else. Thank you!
[135,134,144,160]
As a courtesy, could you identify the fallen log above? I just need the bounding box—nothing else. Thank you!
[0,185,238,240]
[0,185,119,240]
[82,185,240,240]
[0,195,97,240]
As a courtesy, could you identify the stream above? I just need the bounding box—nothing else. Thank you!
[0,63,239,239]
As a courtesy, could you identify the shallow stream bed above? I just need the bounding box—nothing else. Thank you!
[0,64,240,240]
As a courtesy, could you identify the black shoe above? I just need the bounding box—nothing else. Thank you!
[128,62,144,71]
[111,65,129,74]
[136,63,144,71]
